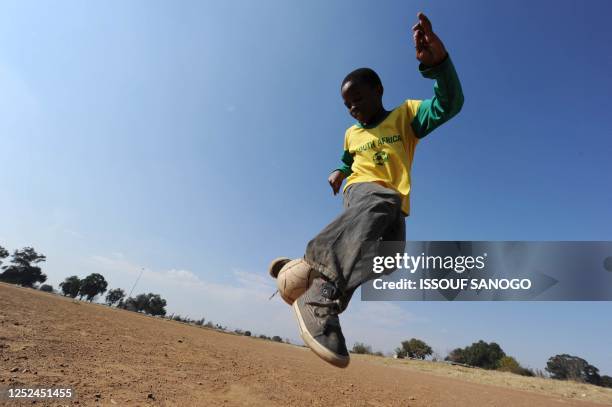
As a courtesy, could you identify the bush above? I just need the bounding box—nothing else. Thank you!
[497,356,520,372]
[515,367,535,377]
[244,331,251,337]
[396,338,433,360]
[352,342,373,355]
[497,356,534,376]
[39,284,53,292]
[123,293,167,316]
[445,348,466,364]
[446,340,505,369]
[272,336,283,342]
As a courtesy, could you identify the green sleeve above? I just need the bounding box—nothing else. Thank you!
[411,54,464,139]
[335,150,353,176]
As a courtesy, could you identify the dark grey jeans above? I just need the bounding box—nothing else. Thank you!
[304,182,406,311]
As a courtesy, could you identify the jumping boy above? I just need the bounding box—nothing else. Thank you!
[269,12,464,368]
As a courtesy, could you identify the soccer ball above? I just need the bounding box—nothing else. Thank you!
[276,259,318,305]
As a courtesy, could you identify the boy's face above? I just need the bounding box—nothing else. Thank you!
[341,80,383,125]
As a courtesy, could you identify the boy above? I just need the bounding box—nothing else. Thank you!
[269,12,463,367]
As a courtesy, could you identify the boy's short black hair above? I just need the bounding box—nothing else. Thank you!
[341,68,382,90]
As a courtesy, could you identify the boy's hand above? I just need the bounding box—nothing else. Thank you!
[412,12,447,67]
[328,170,346,195]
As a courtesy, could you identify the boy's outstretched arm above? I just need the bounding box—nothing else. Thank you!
[410,12,464,138]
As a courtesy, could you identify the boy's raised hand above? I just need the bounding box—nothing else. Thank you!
[412,12,447,67]
[328,170,345,195]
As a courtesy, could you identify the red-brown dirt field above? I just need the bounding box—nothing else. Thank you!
[1,283,611,406]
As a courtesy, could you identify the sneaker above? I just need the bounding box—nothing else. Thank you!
[269,258,318,305]
[292,276,350,368]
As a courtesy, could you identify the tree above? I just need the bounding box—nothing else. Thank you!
[133,294,150,312]
[4,247,46,267]
[0,245,8,267]
[445,348,466,364]
[105,288,126,306]
[146,293,167,316]
[546,354,601,384]
[39,284,53,292]
[396,338,433,360]
[244,331,251,337]
[0,247,47,287]
[464,341,505,369]
[60,276,81,298]
[352,342,373,355]
[121,293,167,316]
[78,273,108,301]
[445,341,505,369]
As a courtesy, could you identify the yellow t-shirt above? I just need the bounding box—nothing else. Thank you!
[343,99,422,215]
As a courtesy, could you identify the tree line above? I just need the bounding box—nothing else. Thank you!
[1,244,290,340]
[58,275,168,316]
[352,337,612,388]
[0,244,168,317]
[445,340,612,387]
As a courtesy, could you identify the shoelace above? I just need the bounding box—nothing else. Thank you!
[268,289,279,300]
[268,289,340,317]
[268,280,342,317]
[306,281,341,317]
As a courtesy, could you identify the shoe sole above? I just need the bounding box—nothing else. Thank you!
[292,301,350,368]
[268,257,291,279]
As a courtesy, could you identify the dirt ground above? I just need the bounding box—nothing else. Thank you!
[1,283,611,406]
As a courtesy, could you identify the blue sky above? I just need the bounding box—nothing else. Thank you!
[1,0,611,374]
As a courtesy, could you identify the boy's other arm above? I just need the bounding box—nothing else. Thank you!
[328,150,353,195]
[410,12,464,138]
